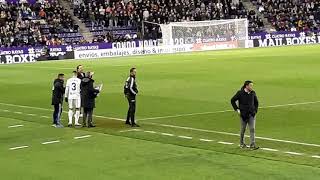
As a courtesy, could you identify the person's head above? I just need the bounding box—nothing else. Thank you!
[86,71,94,79]
[130,67,136,77]
[58,73,65,81]
[242,80,253,92]
[76,65,83,73]
[72,70,77,77]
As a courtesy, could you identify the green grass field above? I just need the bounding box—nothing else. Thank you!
[1,45,320,179]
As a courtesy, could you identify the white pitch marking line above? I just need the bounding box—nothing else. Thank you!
[218,141,234,145]
[14,112,23,114]
[147,122,320,148]
[199,139,213,142]
[161,133,174,136]
[138,100,320,121]
[74,135,92,139]
[178,135,193,139]
[40,116,49,118]
[144,130,157,134]
[119,129,141,133]
[9,145,29,150]
[311,155,320,159]
[261,148,279,152]
[27,113,36,116]
[2,102,320,148]
[42,140,60,145]
[8,124,24,128]
[284,151,303,156]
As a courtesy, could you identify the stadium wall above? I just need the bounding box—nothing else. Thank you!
[1,31,320,64]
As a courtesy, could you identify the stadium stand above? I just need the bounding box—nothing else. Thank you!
[3,0,302,47]
[0,0,82,47]
[251,0,320,31]
[73,0,265,41]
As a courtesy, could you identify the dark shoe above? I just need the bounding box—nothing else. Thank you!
[67,124,73,128]
[82,124,87,128]
[250,145,260,150]
[125,121,131,125]
[88,124,96,128]
[131,123,140,127]
[240,144,248,149]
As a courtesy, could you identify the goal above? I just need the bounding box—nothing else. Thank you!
[159,19,249,51]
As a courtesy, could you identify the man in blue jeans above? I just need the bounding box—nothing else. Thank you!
[51,73,65,128]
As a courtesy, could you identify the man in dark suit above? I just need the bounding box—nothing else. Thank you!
[81,72,100,128]
[51,73,65,128]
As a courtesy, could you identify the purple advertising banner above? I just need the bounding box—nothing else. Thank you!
[249,30,320,40]
[73,39,161,50]
[0,45,73,56]
[0,39,161,56]
[0,39,161,64]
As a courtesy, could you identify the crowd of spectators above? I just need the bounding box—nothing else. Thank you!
[73,0,265,41]
[251,0,320,31]
[3,0,320,47]
[0,0,79,47]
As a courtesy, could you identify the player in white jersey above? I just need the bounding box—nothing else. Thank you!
[65,71,82,127]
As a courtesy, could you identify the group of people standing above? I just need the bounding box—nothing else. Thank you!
[51,65,101,128]
[52,65,259,149]
[51,65,139,128]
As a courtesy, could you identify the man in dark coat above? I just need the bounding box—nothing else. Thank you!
[51,73,65,128]
[231,80,259,150]
[81,72,100,128]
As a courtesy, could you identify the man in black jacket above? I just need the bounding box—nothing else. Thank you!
[81,72,100,128]
[76,65,85,79]
[124,68,139,127]
[51,73,65,128]
[77,65,85,117]
[231,80,259,150]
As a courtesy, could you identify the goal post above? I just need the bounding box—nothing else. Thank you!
[159,19,249,51]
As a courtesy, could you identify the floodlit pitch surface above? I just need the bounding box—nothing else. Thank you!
[1,45,320,179]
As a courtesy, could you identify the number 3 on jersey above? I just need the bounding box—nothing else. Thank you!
[71,82,76,91]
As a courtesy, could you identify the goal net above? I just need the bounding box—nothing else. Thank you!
[159,19,248,51]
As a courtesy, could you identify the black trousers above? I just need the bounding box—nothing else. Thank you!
[52,103,62,125]
[126,95,136,124]
[83,107,93,126]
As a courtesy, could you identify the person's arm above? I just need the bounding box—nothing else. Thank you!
[89,81,99,97]
[254,92,259,113]
[231,91,240,112]
[65,80,69,98]
[129,77,137,95]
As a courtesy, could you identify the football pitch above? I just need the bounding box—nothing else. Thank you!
[1,45,320,179]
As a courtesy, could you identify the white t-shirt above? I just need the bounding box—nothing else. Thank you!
[65,77,81,99]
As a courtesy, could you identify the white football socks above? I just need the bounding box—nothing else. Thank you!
[68,110,74,125]
[75,110,80,125]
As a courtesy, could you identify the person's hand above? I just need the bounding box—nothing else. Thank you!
[65,97,68,103]
[237,109,240,114]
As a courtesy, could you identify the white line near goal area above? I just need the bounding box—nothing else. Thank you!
[41,140,60,145]
[261,148,279,152]
[74,135,92,139]
[9,146,29,150]
[1,101,320,148]
[8,124,24,128]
